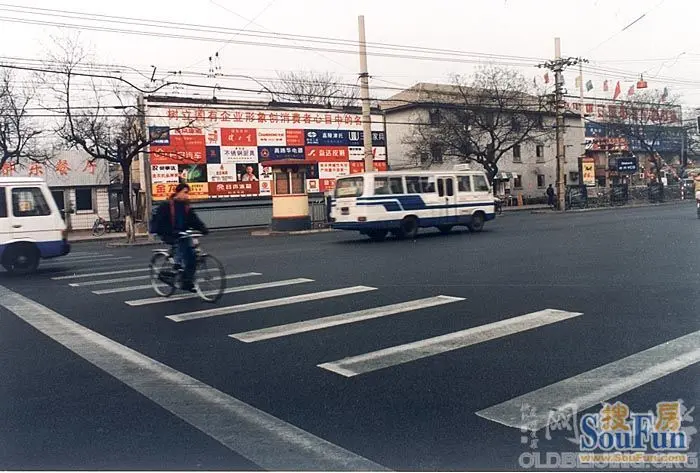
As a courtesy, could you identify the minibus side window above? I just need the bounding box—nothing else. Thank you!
[472,175,490,192]
[458,176,472,192]
[405,177,421,194]
[0,187,7,218]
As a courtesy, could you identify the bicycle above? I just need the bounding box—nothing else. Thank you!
[92,216,126,236]
[149,231,226,302]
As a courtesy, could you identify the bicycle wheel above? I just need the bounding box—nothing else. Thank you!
[150,253,176,297]
[92,223,106,237]
[195,254,226,302]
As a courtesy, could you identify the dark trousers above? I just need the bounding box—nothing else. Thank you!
[176,238,197,285]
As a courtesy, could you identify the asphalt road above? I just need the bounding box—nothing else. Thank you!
[1,203,699,471]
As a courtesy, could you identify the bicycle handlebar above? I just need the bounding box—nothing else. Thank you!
[178,231,204,238]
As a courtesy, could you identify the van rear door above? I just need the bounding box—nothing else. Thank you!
[9,185,65,257]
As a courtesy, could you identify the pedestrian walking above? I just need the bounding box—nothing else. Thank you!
[546,184,555,209]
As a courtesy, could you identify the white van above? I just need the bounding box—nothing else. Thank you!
[0,177,71,274]
[330,170,495,240]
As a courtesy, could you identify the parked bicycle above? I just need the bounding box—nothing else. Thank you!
[92,216,126,236]
[149,231,226,302]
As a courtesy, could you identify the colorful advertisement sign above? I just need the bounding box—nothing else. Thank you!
[581,157,596,186]
[146,104,386,200]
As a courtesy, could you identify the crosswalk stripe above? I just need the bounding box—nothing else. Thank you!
[61,253,112,261]
[231,295,465,343]
[167,286,378,323]
[92,272,262,295]
[70,271,262,287]
[126,278,314,307]
[43,256,133,266]
[70,274,155,287]
[0,284,388,471]
[319,309,583,378]
[52,267,150,280]
[475,329,700,432]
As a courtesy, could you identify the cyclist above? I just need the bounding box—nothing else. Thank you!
[151,183,209,291]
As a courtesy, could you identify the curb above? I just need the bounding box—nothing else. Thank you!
[70,233,149,243]
[531,200,687,215]
[251,228,334,237]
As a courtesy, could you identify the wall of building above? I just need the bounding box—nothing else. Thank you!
[385,108,584,198]
[55,186,110,230]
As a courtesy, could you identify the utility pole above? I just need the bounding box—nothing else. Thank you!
[538,38,584,211]
[358,15,373,173]
[137,94,154,240]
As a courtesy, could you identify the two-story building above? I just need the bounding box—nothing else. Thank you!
[381,83,584,200]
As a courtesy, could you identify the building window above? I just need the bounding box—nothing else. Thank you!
[429,109,442,126]
[536,145,545,159]
[513,175,523,189]
[275,169,306,195]
[511,117,522,132]
[75,188,94,212]
[12,187,51,217]
[537,174,546,188]
[430,142,443,164]
[512,145,521,163]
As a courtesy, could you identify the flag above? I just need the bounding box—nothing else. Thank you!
[661,86,669,102]
[613,81,621,100]
[603,80,609,92]
[544,72,550,84]
[586,80,593,91]
[575,75,582,89]
[628,85,635,96]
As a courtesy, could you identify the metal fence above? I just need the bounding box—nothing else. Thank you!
[566,184,686,210]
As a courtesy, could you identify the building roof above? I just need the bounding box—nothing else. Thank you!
[381,82,578,118]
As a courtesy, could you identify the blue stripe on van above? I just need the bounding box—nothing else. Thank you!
[355,195,494,212]
[0,240,70,261]
[331,213,496,231]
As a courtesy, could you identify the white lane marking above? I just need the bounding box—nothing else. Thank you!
[43,256,133,266]
[126,278,313,307]
[231,295,465,343]
[71,271,263,287]
[319,309,582,378]
[476,330,700,432]
[92,272,262,295]
[60,253,113,261]
[52,268,150,280]
[168,286,378,323]
[70,274,154,287]
[0,285,388,471]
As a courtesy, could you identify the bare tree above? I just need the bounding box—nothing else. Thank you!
[274,71,359,107]
[605,90,683,182]
[47,37,192,243]
[402,66,553,181]
[0,69,49,170]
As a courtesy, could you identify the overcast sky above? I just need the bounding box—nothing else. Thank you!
[2,0,700,108]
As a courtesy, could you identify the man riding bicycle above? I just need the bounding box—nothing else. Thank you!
[151,183,209,291]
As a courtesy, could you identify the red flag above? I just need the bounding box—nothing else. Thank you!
[603,80,609,92]
[613,81,621,100]
[628,85,635,96]
[544,72,550,84]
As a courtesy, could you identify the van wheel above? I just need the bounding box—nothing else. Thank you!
[468,212,485,233]
[398,216,419,239]
[2,244,40,275]
[367,229,388,242]
[437,225,453,235]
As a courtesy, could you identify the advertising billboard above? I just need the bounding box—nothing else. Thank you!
[146,103,386,200]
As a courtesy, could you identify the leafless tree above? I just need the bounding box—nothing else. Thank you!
[47,36,191,243]
[605,90,683,182]
[274,71,359,107]
[402,66,554,181]
[0,69,50,170]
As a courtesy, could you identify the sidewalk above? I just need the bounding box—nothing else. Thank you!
[501,204,550,212]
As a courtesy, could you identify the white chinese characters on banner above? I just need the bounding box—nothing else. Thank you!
[151,165,179,183]
[220,146,258,163]
[206,164,237,182]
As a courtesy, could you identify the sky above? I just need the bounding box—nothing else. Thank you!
[1,0,700,110]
